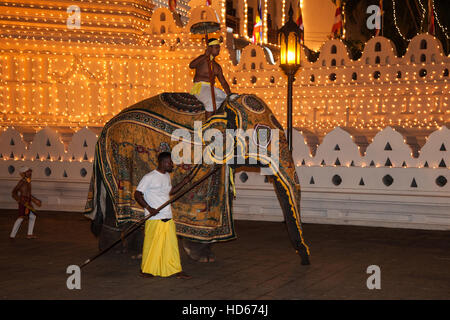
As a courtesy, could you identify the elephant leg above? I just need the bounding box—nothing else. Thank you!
[98,224,125,253]
[182,239,215,262]
[283,214,310,265]
[273,179,310,266]
[98,222,144,255]
[124,224,145,255]
[97,192,144,255]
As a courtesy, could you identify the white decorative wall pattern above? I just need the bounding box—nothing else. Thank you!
[0,127,95,212]
[0,125,449,230]
[234,127,450,230]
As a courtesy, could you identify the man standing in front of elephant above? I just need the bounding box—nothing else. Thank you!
[134,152,192,279]
[189,38,232,119]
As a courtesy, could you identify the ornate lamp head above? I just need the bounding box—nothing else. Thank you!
[278,4,302,74]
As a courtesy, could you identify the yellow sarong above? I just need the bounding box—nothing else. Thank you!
[190,81,210,95]
[141,219,182,277]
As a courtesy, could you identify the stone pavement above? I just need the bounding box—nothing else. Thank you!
[1,209,449,300]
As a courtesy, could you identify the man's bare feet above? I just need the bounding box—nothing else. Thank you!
[139,271,154,278]
[175,271,192,279]
[131,254,142,260]
[26,235,37,239]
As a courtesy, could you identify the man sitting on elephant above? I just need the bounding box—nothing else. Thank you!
[189,38,232,119]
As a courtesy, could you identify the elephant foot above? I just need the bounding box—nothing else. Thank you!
[208,251,215,263]
[182,239,215,263]
[183,244,205,262]
[297,247,310,266]
[197,252,215,263]
[300,255,310,266]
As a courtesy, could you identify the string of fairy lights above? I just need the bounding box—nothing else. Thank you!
[240,0,282,45]
[392,0,411,42]
[393,0,449,42]
[431,0,450,40]
[0,0,448,132]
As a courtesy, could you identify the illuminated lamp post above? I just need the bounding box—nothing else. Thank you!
[278,4,302,152]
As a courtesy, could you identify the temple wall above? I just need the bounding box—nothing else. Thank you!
[0,125,448,230]
[235,126,450,230]
[1,23,448,133]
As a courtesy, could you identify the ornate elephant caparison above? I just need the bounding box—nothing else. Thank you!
[84,93,310,266]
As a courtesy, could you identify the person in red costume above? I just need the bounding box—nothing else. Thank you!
[10,167,41,239]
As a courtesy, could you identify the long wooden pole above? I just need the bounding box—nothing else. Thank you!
[204,29,217,113]
[120,164,201,237]
[80,165,221,268]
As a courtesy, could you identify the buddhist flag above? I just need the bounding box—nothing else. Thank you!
[252,0,263,44]
[296,0,304,43]
[428,0,435,34]
[169,0,177,12]
[331,0,343,38]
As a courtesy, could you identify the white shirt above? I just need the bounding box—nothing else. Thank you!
[136,170,172,220]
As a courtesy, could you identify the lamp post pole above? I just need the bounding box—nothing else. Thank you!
[286,68,295,151]
[281,65,299,152]
[278,4,301,152]
[287,73,293,151]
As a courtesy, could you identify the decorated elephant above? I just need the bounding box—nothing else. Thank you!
[84,93,310,265]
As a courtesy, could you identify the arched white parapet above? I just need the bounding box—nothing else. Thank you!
[0,127,27,160]
[404,34,445,65]
[316,39,350,68]
[313,127,362,167]
[363,127,416,168]
[418,126,449,169]
[299,47,313,68]
[360,36,399,66]
[67,127,98,162]
[144,7,181,35]
[292,129,312,167]
[236,44,277,72]
[28,127,65,162]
